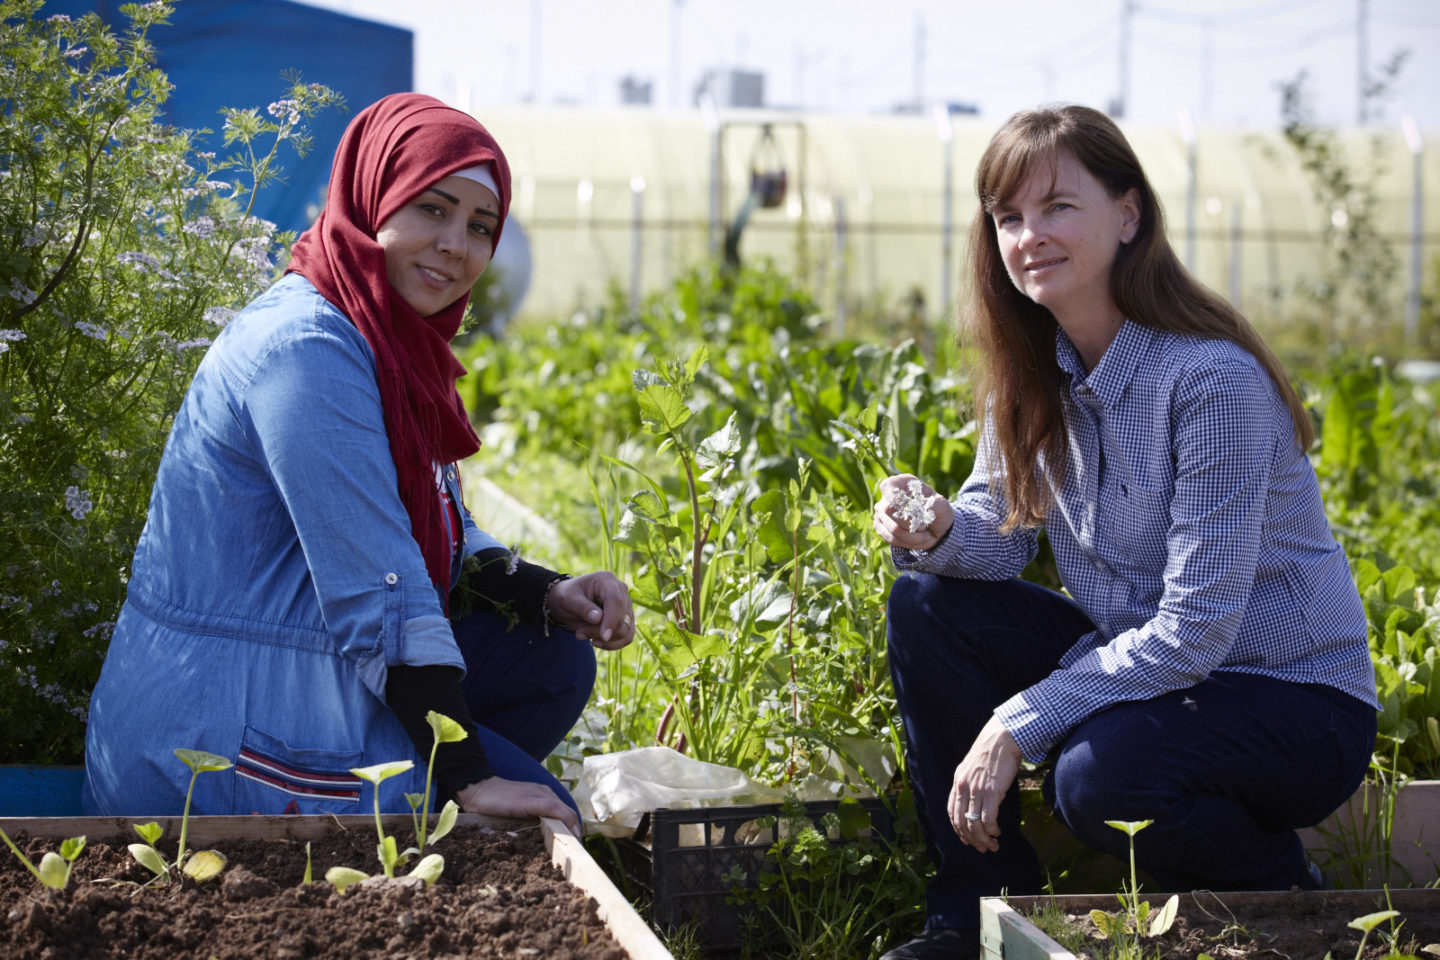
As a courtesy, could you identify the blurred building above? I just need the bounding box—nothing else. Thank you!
[619,76,654,106]
[695,69,765,108]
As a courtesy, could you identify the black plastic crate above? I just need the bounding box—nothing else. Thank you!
[603,797,896,953]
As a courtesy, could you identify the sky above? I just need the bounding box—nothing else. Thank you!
[304,0,1440,131]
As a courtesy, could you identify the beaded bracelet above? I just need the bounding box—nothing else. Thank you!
[540,574,572,638]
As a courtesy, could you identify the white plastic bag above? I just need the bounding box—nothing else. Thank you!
[573,746,784,838]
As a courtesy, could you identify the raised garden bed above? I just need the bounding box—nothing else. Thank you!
[0,813,671,959]
[982,889,1440,960]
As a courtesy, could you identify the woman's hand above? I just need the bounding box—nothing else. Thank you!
[873,474,954,552]
[455,776,582,838]
[947,715,1023,853]
[548,572,634,650]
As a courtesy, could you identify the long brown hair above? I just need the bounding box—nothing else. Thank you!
[964,104,1312,531]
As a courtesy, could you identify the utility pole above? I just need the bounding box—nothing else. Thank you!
[668,0,684,108]
[913,11,926,111]
[1201,19,1214,123]
[1357,0,1369,124]
[1115,0,1135,118]
[528,0,542,104]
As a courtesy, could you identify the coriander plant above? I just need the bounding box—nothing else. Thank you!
[0,0,340,762]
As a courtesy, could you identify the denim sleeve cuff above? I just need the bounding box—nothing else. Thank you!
[352,614,465,701]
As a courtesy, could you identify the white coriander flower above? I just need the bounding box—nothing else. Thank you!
[64,485,93,520]
[203,306,237,327]
[892,479,937,534]
[72,320,107,341]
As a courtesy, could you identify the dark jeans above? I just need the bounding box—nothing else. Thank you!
[451,609,597,816]
[887,573,1376,931]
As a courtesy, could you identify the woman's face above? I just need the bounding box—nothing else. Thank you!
[377,174,501,317]
[990,151,1138,325]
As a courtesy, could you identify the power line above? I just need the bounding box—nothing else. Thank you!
[1138,0,1332,26]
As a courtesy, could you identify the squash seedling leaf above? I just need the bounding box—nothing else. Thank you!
[1348,910,1400,933]
[182,849,227,882]
[1149,894,1179,937]
[174,748,233,774]
[128,843,168,877]
[425,710,467,745]
[134,822,163,846]
[428,800,460,847]
[351,760,414,784]
[325,866,369,894]
[409,853,444,886]
[38,852,70,890]
[59,836,85,861]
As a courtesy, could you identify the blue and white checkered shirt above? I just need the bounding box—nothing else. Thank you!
[895,321,1379,762]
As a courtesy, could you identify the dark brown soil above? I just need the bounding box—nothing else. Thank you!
[1034,889,1440,959]
[0,823,629,959]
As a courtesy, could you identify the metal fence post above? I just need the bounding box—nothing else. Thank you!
[934,104,954,323]
[630,177,646,315]
[1403,116,1424,344]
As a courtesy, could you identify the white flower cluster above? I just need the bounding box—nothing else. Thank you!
[64,485,93,520]
[21,225,46,248]
[116,250,161,271]
[6,280,36,304]
[203,306,237,327]
[267,98,301,125]
[73,320,107,341]
[231,236,274,272]
[889,479,937,534]
[182,216,217,239]
[0,328,23,356]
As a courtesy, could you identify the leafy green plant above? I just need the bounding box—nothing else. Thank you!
[0,0,342,763]
[0,827,84,890]
[1088,820,1178,952]
[731,795,928,959]
[128,748,232,884]
[404,710,466,849]
[325,712,468,892]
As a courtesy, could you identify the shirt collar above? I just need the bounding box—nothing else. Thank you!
[1054,319,1151,409]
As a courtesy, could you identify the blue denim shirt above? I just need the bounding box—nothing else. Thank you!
[896,321,1378,761]
[82,274,504,815]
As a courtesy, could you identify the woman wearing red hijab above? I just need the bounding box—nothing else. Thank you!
[81,95,631,834]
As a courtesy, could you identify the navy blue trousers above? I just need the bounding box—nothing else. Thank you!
[887,573,1375,932]
[451,610,597,817]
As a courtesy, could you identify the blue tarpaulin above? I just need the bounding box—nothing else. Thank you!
[44,0,412,235]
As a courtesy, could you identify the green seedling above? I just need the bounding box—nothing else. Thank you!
[404,710,467,849]
[128,748,233,883]
[353,760,415,878]
[1344,909,1400,960]
[0,827,85,890]
[326,717,469,893]
[1089,820,1178,947]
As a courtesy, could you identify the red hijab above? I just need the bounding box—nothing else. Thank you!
[287,93,512,606]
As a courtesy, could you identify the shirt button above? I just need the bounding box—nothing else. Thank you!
[1091,558,1105,572]
[446,469,456,481]
[385,572,398,585]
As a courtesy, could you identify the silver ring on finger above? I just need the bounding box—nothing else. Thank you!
[964,812,982,822]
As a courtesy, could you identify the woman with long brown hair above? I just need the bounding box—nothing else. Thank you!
[872,105,1376,960]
